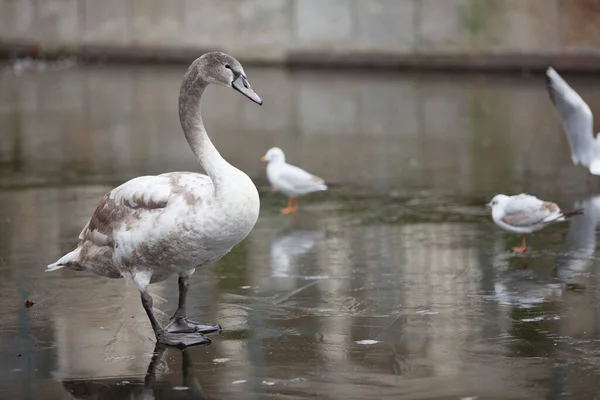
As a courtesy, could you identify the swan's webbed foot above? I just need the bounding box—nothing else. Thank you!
[165,317,222,335]
[157,330,211,348]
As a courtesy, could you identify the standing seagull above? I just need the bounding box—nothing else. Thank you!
[546,67,600,184]
[46,52,263,347]
[486,194,583,254]
[260,147,327,214]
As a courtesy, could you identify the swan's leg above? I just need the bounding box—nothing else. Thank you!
[512,235,527,254]
[135,271,210,347]
[281,197,298,214]
[165,273,222,334]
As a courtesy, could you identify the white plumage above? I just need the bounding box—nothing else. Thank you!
[47,52,263,347]
[486,193,583,254]
[546,67,600,178]
[261,147,327,214]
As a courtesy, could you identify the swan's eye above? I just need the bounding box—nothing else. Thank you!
[224,64,231,70]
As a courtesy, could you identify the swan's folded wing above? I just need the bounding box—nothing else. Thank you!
[546,67,595,165]
[79,173,214,249]
[79,176,173,248]
[502,194,554,227]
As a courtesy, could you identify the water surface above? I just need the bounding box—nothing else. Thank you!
[2,63,600,399]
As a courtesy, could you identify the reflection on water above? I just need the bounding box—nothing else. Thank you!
[63,345,207,400]
[556,195,600,282]
[2,65,600,398]
[269,216,325,280]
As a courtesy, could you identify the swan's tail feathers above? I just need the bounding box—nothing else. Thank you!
[562,208,585,219]
[46,248,81,272]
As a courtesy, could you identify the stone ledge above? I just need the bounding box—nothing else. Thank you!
[2,41,600,73]
[286,51,600,73]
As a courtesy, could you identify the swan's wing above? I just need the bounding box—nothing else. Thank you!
[79,172,212,248]
[501,194,556,227]
[546,67,595,166]
[272,164,327,193]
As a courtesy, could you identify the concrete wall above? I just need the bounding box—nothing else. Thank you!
[1,0,600,69]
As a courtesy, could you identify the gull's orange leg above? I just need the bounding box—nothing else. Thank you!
[281,197,295,214]
[512,234,527,254]
[281,197,298,214]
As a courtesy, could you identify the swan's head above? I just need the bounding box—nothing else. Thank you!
[485,194,510,210]
[195,51,262,105]
[261,147,285,163]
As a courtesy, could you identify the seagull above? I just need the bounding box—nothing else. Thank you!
[486,193,583,254]
[260,147,328,214]
[546,67,600,184]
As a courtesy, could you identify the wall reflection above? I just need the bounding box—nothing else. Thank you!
[3,66,600,199]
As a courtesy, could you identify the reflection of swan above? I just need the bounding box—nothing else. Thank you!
[270,228,325,278]
[555,195,600,284]
[62,344,206,400]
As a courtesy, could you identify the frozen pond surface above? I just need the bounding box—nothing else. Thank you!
[2,63,600,399]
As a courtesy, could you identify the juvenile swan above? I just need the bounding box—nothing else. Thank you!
[46,52,263,347]
[486,193,583,254]
[261,147,327,214]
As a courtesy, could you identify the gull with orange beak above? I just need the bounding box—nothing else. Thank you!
[260,147,328,214]
[486,193,583,254]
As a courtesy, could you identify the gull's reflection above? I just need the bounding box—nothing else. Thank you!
[493,273,562,309]
[491,253,562,311]
[61,344,206,400]
[271,228,325,278]
[555,195,600,287]
[270,216,325,280]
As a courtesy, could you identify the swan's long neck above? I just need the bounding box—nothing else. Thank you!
[179,69,234,192]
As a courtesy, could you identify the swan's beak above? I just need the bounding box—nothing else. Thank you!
[260,156,268,162]
[484,203,490,209]
[232,75,263,105]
